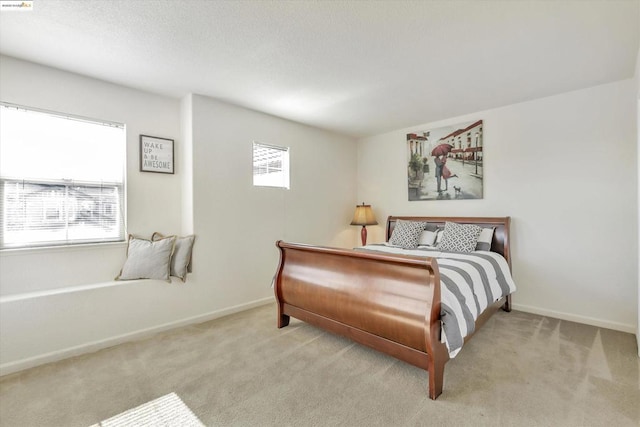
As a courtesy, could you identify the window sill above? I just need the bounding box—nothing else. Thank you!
[0,240,127,257]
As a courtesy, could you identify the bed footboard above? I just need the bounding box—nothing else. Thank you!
[274,240,450,399]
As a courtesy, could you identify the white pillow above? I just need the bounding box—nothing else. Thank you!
[419,228,444,247]
[475,227,495,251]
[437,222,482,253]
[418,229,438,246]
[389,220,426,249]
[152,232,196,282]
[116,235,176,282]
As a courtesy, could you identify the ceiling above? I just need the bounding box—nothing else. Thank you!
[1,0,638,138]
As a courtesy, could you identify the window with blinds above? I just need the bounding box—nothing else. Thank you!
[252,142,289,189]
[0,103,126,249]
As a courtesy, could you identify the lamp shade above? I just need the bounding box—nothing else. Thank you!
[350,203,378,226]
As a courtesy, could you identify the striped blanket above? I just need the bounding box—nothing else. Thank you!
[360,244,516,358]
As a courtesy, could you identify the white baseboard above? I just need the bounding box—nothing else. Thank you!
[512,303,636,334]
[0,296,274,377]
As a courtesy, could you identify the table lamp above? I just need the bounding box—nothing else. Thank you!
[350,203,378,246]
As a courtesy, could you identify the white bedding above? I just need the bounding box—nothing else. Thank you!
[358,244,516,358]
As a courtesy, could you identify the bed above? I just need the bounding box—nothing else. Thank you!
[273,216,515,399]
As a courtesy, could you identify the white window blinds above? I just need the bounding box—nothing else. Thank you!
[0,103,126,249]
[252,142,290,189]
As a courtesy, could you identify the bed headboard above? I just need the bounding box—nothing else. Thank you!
[386,216,511,268]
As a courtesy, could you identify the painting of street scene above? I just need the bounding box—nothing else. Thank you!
[406,119,483,201]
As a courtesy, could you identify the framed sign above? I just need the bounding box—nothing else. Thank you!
[140,135,174,174]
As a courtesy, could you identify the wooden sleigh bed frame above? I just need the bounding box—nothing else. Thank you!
[274,216,512,400]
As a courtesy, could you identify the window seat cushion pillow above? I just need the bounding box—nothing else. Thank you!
[152,232,196,282]
[115,235,176,282]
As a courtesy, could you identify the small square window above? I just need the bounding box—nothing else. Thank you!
[252,142,289,189]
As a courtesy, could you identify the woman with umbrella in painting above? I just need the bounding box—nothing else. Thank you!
[431,143,457,194]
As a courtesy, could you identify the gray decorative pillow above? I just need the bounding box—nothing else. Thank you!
[152,232,196,282]
[116,235,176,282]
[437,222,482,253]
[389,220,426,249]
[475,227,495,251]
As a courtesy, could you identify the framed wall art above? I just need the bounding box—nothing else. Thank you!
[406,119,483,201]
[140,134,174,174]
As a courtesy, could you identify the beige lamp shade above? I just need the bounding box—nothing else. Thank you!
[350,203,378,226]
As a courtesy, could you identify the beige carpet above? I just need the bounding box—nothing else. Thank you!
[0,303,638,426]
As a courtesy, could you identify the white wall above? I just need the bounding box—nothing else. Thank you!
[0,56,182,295]
[184,93,357,312]
[635,45,640,354]
[0,56,357,374]
[0,55,184,371]
[180,93,195,235]
[357,79,638,333]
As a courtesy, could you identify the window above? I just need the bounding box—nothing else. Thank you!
[0,103,126,249]
[252,142,289,189]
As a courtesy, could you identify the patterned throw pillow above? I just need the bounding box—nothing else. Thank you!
[437,222,482,253]
[475,227,495,251]
[389,220,426,249]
